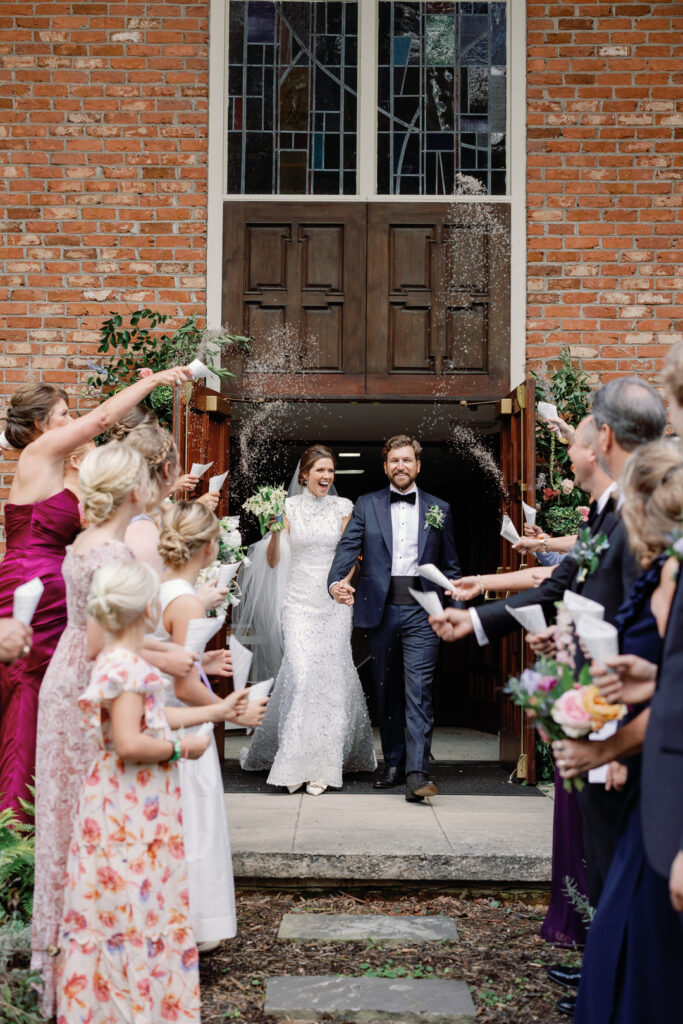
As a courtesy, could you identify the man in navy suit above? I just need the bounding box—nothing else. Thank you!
[327,435,462,802]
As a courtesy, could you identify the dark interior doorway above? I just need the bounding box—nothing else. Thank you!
[229,407,508,736]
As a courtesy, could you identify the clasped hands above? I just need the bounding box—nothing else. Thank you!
[330,581,355,606]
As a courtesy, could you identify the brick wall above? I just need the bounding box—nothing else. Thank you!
[526,1,683,384]
[0,0,210,495]
[1,0,682,464]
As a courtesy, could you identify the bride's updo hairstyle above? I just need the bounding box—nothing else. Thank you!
[158,500,220,568]
[124,422,180,509]
[78,442,149,526]
[3,382,68,450]
[622,438,683,568]
[87,559,159,634]
[107,403,157,443]
[298,444,336,485]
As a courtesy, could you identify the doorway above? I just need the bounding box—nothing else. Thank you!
[228,399,510,757]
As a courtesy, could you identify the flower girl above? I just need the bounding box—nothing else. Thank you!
[57,559,249,1024]
[155,500,268,951]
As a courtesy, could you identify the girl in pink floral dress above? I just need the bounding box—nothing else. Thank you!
[57,559,250,1024]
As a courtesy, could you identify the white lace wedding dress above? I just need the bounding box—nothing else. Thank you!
[240,490,377,788]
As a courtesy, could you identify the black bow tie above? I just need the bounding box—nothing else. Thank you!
[390,491,416,505]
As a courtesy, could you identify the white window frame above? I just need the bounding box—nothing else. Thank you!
[206,0,526,386]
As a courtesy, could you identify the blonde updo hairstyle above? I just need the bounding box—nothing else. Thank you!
[107,404,157,443]
[158,500,220,568]
[87,559,159,635]
[3,382,68,450]
[622,439,683,568]
[78,442,149,526]
[124,422,179,510]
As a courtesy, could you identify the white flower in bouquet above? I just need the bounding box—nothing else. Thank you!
[243,484,288,536]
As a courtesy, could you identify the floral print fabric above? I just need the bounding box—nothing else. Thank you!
[56,648,200,1024]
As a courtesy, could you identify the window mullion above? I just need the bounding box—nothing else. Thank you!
[357,0,378,199]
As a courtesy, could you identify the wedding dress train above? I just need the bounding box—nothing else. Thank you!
[240,490,377,788]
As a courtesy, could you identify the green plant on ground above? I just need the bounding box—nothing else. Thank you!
[0,920,41,1024]
[0,801,35,924]
[563,875,595,924]
[86,309,252,430]
[357,959,436,979]
[535,736,555,783]
[532,349,593,535]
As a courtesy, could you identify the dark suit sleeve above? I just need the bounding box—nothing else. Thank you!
[440,504,463,608]
[327,496,366,592]
[475,555,578,640]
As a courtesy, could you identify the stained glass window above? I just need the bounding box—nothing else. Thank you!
[227,1,358,195]
[377,2,507,195]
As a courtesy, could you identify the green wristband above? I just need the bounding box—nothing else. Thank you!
[168,737,181,763]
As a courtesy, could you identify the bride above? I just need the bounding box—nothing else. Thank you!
[239,444,376,794]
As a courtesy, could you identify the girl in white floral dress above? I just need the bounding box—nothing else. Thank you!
[57,560,250,1024]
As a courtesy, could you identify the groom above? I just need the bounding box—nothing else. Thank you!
[327,435,462,802]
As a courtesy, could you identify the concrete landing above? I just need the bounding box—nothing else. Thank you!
[226,791,553,883]
[277,913,459,944]
[265,976,476,1022]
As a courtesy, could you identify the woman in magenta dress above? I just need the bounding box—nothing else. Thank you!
[0,367,192,820]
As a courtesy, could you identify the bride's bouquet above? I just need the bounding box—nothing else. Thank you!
[504,603,626,791]
[242,484,287,536]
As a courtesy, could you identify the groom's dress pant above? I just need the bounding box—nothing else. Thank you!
[366,594,441,775]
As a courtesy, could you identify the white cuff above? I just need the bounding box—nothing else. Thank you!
[469,608,489,647]
[329,581,340,593]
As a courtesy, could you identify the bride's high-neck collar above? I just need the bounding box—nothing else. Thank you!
[302,487,328,503]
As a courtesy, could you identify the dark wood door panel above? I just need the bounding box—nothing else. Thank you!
[367,202,510,396]
[223,202,366,398]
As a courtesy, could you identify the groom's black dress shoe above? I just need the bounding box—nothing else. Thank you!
[372,766,405,789]
[547,965,581,989]
[405,772,438,802]
[556,996,576,1017]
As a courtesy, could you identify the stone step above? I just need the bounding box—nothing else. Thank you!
[277,913,459,945]
[265,976,476,1023]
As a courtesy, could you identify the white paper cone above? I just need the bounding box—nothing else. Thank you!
[229,634,253,691]
[505,603,547,633]
[217,562,240,588]
[12,577,44,626]
[500,514,520,544]
[189,461,213,478]
[417,563,454,591]
[188,358,211,380]
[576,617,619,664]
[247,678,274,701]
[563,590,605,625]
[408,587,445,619]
[538,401,559,422]
[209,470,228,493]
[522,501,537,529]
[183,615,223,656]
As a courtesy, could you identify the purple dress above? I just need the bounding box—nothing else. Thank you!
[0,490,80,820]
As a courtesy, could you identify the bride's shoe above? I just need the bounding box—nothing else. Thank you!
[306,781,327,796]
[287,783,303,793]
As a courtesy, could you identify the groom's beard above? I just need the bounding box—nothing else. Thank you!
[386,470,418,491]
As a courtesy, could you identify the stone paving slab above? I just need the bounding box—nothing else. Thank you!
[227,793,552,882]
[277,913,459,945]
[265,976,476,1022]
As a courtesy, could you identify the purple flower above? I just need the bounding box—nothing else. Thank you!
[518,669,558,694]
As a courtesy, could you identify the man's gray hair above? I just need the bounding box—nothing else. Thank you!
[592,376,666,452]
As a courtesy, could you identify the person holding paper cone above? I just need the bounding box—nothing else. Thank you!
[155,501,267,952]
[0,619,32,664]
[327,435,462,802]
[0,367,192,823]
[550,438,683,1024]
[240,445,376,795]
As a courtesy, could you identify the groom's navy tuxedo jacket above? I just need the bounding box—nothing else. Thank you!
[327,487,462,630]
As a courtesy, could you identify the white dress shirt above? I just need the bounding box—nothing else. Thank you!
[390,484,420,576]
[469,480,619,647]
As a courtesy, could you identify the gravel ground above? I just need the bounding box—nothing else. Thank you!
[200,887,583,1023]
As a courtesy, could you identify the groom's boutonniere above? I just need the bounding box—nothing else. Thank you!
[424,504,445,531]
[571,527,610,583]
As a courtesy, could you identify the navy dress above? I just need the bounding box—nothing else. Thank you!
[574,557,683,1024]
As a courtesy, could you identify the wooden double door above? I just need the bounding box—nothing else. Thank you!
[222,201,510,401]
